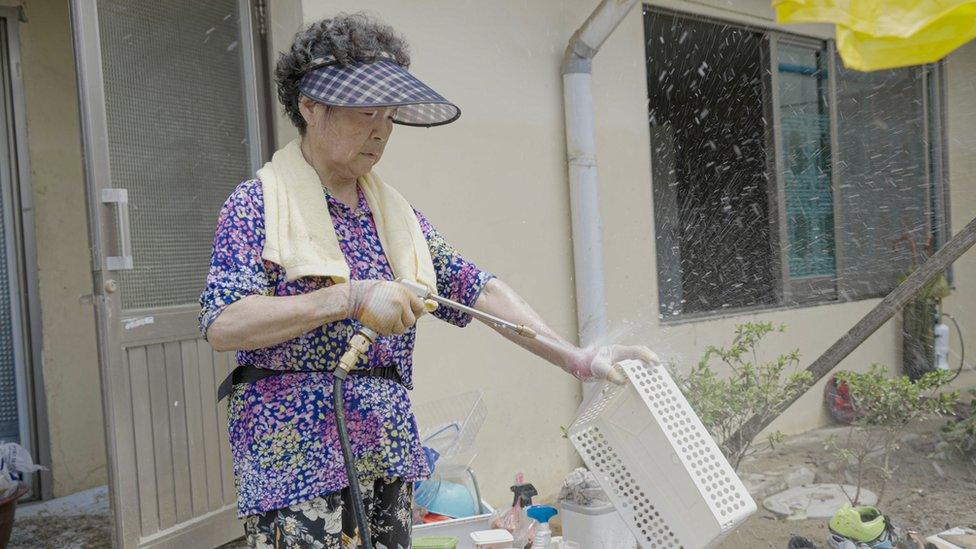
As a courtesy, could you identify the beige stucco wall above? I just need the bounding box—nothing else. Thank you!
[942,40,976,390]
[294,0,976,508]
[268,0,303,146]
[3,0,106,497]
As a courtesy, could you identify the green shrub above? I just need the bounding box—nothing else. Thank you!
[941,388,976,465]
[831,365,957,504]
[674,322,813,470]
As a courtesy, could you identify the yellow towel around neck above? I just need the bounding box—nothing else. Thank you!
[257,138,438,294]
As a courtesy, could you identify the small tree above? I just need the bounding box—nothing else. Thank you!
[675,322,813,470]
[831,365,957,504]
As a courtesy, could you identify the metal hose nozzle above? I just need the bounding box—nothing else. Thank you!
[337,327,377,378]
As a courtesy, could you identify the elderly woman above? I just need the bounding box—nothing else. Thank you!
[200,13,656,549]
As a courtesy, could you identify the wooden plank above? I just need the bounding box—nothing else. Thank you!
[140,504,241,549]
[147,343,177,530]
[180,340,208,516]
[164,341,192,523]
[128,346,160,536]
[726,215,976,455]
[196,339,222,510]
[214,351,237,505]
[109,338,141,545]
[119,305,202,346]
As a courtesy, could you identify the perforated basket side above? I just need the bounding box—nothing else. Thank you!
[571,425,683,549]
[624,362,755,528]
[573,380,622,429]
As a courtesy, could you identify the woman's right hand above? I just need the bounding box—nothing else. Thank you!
[347,280,427,336]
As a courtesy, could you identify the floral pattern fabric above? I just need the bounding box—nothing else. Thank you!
[200,179,493,517]
[243,477,412,549]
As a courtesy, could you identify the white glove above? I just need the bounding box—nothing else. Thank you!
[347,280,426,336]
[565,344,660,384]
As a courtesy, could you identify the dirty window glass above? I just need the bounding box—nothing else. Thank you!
[645,8,942,318]
[834,62,931,299]
[646,11,778,317]
[778,44,835,280]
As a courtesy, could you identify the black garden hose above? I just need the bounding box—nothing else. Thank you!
[334,328,378,549]
[334,375,372,549]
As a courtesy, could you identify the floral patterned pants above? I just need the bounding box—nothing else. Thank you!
[244,477,413,549]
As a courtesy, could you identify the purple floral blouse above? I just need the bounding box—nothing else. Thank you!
[199,179,493,517]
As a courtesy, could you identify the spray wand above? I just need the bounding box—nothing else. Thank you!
[397,279,539,339]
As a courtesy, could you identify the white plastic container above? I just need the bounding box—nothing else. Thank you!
[568,360,756,548]
[469,529,514,549]
[559,500,637,548]
[413,501,494,549]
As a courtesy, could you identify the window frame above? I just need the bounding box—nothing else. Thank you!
[645,6,950,322]
[767,32,842,307]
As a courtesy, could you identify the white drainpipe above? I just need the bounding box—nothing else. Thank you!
[562,0,639,349]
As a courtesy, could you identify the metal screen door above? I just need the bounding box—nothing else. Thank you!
[0,10,32,453]
[72,0,266,546]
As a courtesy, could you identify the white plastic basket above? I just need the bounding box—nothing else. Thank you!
[412,390,487,463]
[568,360,756,549]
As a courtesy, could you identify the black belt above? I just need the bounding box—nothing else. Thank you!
[217,365,402,401]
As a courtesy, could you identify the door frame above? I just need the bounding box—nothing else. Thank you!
[71,0,269,545]
[71,1,138,542]
[0,5,49,501]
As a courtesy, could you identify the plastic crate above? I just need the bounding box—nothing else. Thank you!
[568,360,756,549]
[413,501,494,549]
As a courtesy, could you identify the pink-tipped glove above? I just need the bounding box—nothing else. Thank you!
[565,344,661,384]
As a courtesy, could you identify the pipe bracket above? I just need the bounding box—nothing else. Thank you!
[562,56,593,74]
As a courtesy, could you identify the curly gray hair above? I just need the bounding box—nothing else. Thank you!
[275,13,411,133]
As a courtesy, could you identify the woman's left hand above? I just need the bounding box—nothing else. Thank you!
[565,344,661,384]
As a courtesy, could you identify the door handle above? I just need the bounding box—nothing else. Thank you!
[101,188,133,270]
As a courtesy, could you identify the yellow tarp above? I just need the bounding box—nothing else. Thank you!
[773,0,976,71]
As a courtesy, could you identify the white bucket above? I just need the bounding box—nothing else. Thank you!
[559,500,637,549]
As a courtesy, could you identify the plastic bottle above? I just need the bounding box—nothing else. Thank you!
[934,319,950,371]
[526,505,558,549]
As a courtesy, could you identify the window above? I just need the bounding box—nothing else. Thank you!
[833,62,934,299]
[648,14,777,316]
[776,41,835,302]
[645,8,946,318]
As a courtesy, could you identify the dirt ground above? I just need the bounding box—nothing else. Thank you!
[7,513,111,548]
[8,419,974,548]
[717,418,976,548]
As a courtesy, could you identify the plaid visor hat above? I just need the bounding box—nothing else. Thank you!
[299,51,461,127]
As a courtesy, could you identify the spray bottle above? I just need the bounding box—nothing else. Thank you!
[526,505,558,549]
[934,315,950,371]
